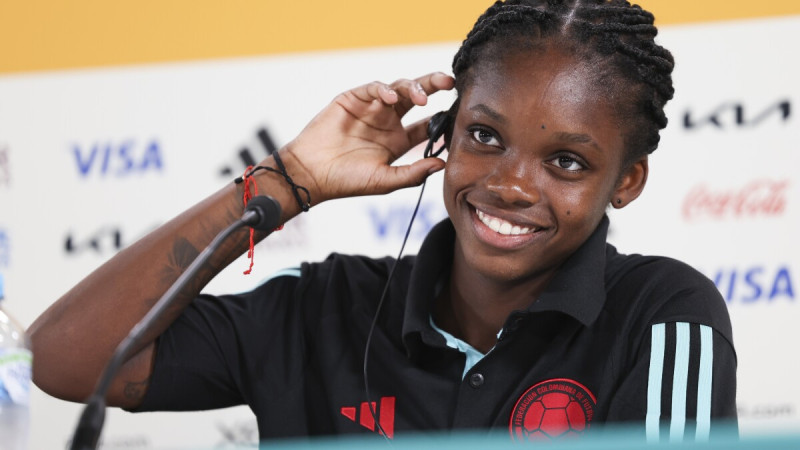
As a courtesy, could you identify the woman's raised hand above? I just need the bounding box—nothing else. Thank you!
[278,72,454,205]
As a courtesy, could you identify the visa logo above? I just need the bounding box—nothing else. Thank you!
[711,265,795,303]
[0,228,9,268]
[368,202,445,240]
[72,139,163,178]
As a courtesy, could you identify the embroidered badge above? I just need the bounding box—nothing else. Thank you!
[509,378,597,441]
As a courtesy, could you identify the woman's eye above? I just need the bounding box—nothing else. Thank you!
[554,155,584,172]
[470,129,500,147]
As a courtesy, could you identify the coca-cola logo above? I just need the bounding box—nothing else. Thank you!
[682,179,789,221]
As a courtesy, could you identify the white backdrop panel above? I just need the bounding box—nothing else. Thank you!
[0,15,797,449]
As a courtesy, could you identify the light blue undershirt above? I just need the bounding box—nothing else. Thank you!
[429,317,502,380]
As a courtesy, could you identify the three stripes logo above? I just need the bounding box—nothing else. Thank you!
[340,396,396,438]
[646,322,715,443]
[219,127,278,178]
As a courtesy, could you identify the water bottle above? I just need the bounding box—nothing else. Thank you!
[0,273,32,450]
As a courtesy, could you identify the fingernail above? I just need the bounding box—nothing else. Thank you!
[416,83,426,94]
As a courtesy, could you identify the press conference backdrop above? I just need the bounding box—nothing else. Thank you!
[0,1,798,448]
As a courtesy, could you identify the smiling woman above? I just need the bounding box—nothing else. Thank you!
[443,49,640,329]
[29,0,736,446]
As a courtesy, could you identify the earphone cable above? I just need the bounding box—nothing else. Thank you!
[362,178,428,444]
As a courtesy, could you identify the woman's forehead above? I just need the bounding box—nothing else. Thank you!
[458,48,628,161]
[465,49,619,122]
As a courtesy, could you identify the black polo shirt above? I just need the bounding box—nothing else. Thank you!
[136,216,737,444]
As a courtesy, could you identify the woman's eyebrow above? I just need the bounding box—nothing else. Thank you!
[469,103,603,152]
[552,131,601,151]
[469,103,507,124]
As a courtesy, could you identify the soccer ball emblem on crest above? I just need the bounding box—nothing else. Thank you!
[509,378,597,441]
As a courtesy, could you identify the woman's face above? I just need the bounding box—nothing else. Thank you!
[444,47,644,285]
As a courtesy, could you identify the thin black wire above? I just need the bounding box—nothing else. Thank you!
[362,177,429,444]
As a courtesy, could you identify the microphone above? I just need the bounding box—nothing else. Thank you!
[242,195,282,231]
[69,195,282,450]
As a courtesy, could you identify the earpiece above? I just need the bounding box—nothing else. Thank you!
[423,110,452,158]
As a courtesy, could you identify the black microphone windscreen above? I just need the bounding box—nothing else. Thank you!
[244,195,282,231]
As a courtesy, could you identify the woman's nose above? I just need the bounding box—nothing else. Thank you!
[485,157,541,208]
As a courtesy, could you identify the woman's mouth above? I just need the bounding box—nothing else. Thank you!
[475,209,537,236]
[468,206,548,250]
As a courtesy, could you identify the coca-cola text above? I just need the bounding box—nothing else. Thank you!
[682,179,789,221]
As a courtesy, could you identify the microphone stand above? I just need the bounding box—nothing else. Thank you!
[69,196,281,450]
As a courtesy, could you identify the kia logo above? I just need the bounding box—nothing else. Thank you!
[683,99,791,130]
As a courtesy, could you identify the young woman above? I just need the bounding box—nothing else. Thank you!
[30,0,736,444]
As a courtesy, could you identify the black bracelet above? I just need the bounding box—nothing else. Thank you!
[234,152,311,212]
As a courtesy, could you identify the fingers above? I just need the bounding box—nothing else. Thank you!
[382,116,442,161]
[340,73,455,118]
[350,81,399,105]
[392,72,455,117]
[334,81,401,130]
[378,157,446,194]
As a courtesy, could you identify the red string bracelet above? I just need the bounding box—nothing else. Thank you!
[240,165,258,274]
[239,165,284,275]
[236,154,312,275]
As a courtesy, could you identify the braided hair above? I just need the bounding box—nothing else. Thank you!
[450,0,675,168]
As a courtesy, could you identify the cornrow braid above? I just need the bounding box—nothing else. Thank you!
[451,0,675,165]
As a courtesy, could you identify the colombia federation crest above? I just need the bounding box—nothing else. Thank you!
[509,378,597,441]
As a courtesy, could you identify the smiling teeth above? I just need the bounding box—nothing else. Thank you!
[476,209,533,235]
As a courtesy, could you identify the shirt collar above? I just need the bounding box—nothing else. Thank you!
[401,216,610,353]
[401,220,454,353]
[527,215,609,326]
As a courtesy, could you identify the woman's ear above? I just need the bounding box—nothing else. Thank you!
[611,156,649,209]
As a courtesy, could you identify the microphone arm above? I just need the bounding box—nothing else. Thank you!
[70,195,281,450]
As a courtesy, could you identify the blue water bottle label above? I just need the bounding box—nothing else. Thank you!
[0,348,32,406]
